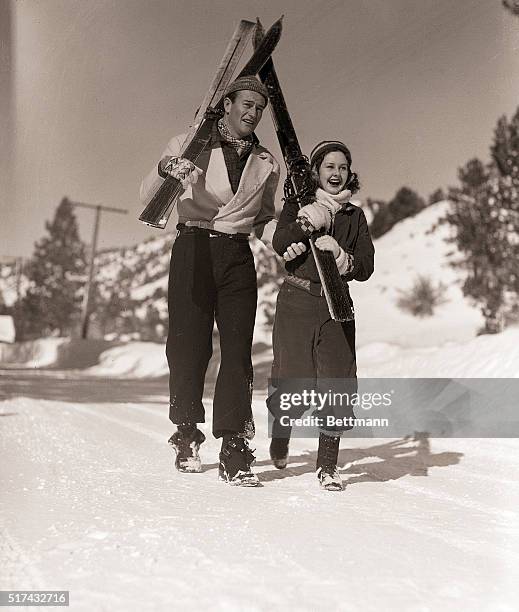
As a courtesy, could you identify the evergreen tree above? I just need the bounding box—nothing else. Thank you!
[444,160,500,332]
[444,137,519,333]
[18,198,86,338]
[428,188,446,205]
[503,0,519,17]
[369,201,391,239]
[388,186,426,221]
[491,107,519,323]
[491,107,519,181]
[369,187,425,239]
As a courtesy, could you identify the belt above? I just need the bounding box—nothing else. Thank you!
[176,224,250,242]
[285,274,324,297]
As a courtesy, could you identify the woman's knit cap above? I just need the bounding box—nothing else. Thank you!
[310,141,352,167]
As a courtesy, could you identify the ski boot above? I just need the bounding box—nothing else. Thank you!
[168,424,206,473]
[269,437,289,469]
[219,435,260,487]
[316,432,343,491]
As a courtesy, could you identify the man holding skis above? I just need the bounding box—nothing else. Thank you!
[140,77,279,486]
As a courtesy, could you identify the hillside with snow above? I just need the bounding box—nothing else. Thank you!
[350,201,483,348]
[1,200,485,350]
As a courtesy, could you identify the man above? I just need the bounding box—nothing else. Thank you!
[140,77,279,486]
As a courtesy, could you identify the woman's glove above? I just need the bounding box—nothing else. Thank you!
[158,156,203,189]
[314,235,341,257]
[315,236,354,274]
[297,203,331,231]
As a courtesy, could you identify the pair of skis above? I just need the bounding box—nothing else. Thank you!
[138,17,353,322]
[253,21,354,322]
[138,18,282,229]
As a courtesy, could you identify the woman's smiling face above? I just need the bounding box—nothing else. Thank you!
[318,151,350,195]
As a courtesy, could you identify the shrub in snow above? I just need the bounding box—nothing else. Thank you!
[397,275,447,318]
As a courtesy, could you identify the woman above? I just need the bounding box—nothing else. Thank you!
[268,140,375,491]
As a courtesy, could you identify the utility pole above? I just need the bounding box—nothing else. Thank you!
[71,202,128,339]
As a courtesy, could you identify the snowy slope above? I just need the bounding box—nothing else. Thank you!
[0,200,484,347]
[351,201,483,348]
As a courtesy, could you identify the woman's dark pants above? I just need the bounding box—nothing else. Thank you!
[268,281,357,437]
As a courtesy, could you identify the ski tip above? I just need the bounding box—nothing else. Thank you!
[271,15,284,31]
[254,18,264,45]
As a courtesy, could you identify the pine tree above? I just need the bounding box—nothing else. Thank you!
[18,198,86,338]
[491,107,519,182]
[389,186,426,221]
[444,160,501,332]
[428,188,446,205]
[503,1,519,18]
[443,106,519,333]
[490,107,519,324]
[369,188,425,239]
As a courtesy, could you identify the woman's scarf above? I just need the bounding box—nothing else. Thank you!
[315,187,353,235]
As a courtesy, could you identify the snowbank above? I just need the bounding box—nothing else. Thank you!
[0,315,15,343]
[86,342,168,378]
[78,327,519,380]
[0,338,68,367]
[358,327,519,378]
[3,326,517,380]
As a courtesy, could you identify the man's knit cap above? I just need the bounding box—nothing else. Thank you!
[224,77,269,104]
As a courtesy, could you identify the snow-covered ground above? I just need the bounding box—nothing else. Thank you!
[1,390,518,611]
[2,201,518,610]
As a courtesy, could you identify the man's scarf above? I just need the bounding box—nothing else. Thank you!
[218,119,254,156]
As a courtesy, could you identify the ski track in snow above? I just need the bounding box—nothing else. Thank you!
[1,392,519,611]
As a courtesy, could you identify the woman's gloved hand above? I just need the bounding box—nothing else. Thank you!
[297,203,331,231]
[314,234,341,257]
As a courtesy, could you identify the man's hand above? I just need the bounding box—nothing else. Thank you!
[159,156,203,189]
[315,235,341,258]
[282,241,307,261]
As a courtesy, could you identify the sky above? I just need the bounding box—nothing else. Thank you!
[1,0,518,258]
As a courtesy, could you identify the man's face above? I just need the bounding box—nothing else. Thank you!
[223,90,266,138]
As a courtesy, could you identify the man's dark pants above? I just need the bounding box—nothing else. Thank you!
[166,230,257,439]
